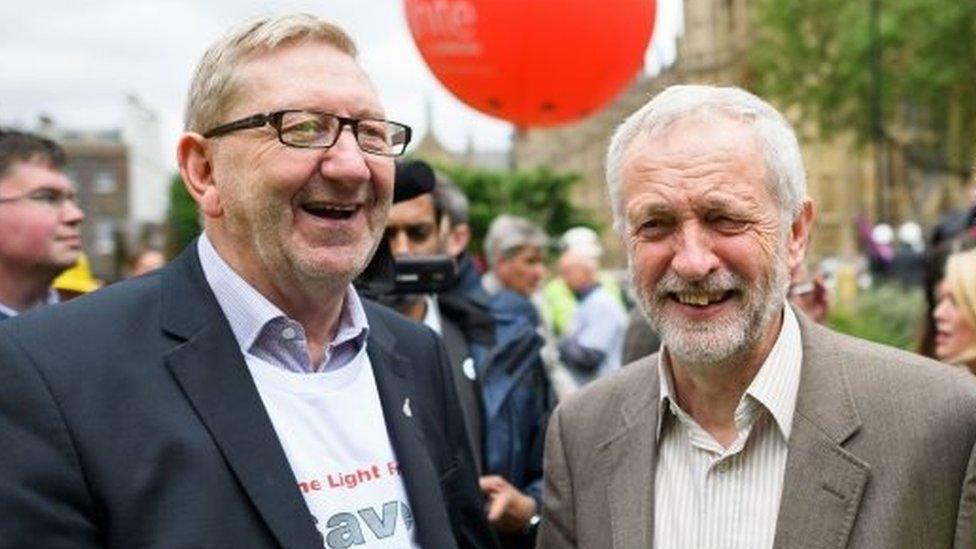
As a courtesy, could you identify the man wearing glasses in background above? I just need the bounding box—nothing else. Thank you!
[0,130,84,320]
[0,13,494,549]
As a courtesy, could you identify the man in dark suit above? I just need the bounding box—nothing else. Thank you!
[0,13,494,549]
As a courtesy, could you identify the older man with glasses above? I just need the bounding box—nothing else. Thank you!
[0,13,494,549]
[0,130,84,320]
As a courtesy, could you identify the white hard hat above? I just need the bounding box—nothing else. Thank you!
[897,221,922,247]
[560,226,602,260]
[871,223,894,245]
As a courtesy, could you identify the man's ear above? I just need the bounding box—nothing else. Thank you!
[787,198,815,272]
[446,222,471,257]
[177,132,222,219]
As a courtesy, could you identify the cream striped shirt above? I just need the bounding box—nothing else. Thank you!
[654,305,802,549]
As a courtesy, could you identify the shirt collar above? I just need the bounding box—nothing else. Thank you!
[196,233,369,354]
[573,282,600,301]
[656,303,803,441]
[0,288,60,318]
[422,294,442,335]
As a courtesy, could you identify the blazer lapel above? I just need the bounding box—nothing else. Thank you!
[161,244,323,549]
[773,313,870,549]
[600,357,658,549]
[365,308,457,549]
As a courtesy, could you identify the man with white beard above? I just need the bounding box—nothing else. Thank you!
[536,85,976,549]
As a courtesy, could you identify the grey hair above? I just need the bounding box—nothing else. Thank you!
[483,214,549,269]
[184,13,358,133]
[432,173,469,226]
[605,85,807,233]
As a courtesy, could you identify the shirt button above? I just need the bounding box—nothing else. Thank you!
[281,326,297,340]
[715,460,731,473]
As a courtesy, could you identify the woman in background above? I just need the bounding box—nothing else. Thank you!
[932,247,976,373]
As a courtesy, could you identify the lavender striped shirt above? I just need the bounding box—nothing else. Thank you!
[654,305,802,549]
[197,234,368,374]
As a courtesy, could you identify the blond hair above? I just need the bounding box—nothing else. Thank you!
[184,13,358,133]
[945,248,976,365]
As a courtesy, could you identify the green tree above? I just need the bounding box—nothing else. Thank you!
[164,174,201,257]
[826,283,925,350]
[752,0,976,177]
[433,163,596,254]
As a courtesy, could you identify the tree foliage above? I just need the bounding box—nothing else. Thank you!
[433,163,596,254]
[827,282,925,350]
[164,174,201,257]
[753,0,976,175]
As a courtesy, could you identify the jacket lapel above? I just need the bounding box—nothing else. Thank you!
[365,305,457,549]
[600,357,658,549]
[773,313,870,549]
[161,244,323,549]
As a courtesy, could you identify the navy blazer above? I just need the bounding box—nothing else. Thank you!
[0,243,495,549]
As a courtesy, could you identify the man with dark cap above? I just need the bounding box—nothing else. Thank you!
[387,160,551,547]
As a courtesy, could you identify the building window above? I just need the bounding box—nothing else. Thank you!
[94,170,117,194]
[63,168,79,186]
[94,219,116,255]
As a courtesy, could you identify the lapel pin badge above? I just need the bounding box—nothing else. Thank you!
[462,357,477,381]
[402,397,413,418]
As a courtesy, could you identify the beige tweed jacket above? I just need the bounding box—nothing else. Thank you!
[537,308,976,549]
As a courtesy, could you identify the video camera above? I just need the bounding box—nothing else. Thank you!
[354,160,457,299]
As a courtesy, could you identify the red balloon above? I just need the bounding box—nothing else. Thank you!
[405,0,656,128]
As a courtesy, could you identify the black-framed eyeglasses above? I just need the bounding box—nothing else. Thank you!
[202,109,412,157]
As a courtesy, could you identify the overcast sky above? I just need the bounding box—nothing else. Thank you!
[0,0,681,171]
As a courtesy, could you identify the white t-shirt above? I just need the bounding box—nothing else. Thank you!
[246,346,422,549]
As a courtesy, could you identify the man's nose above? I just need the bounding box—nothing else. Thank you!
[670,223,720,280]
[389,229,411,256]
[319,129,371,186]
[62,198,84,225]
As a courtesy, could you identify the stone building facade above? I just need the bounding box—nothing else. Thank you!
[59,131,130,281]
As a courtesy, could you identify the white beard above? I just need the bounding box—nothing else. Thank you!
[632,245,790,368]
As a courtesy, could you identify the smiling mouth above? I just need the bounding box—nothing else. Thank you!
[301,202,360,220]
[670,290,736,307]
